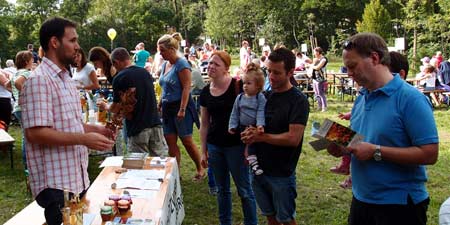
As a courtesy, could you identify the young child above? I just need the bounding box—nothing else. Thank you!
[330,111,352,189]
[228,62,266,175]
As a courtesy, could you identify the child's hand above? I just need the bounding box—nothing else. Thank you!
[228,128,236,134]
[257,126,264,134]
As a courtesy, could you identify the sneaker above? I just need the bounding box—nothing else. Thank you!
[249,161,263,175]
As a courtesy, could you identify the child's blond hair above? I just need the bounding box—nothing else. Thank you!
[244,62,265,92]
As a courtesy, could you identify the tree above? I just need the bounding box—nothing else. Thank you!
[403,0,435,71]
[356,0,392,40]
[0,0,13,66]
[87,0,176,52]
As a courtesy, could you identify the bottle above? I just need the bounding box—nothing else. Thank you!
[63,189,70,207]
[97,95,107,124]
[92,90,99,112]
[84,97,90,123]
[63,207,71,225]
[79,90,87,113]
[106,93,113,122]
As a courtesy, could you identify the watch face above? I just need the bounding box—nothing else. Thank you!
[374,148,382,161]
[374,152,382,161]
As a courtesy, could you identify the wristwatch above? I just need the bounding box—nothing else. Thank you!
[373,144,382,161]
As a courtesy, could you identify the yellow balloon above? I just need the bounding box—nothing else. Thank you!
[107,28,117,41]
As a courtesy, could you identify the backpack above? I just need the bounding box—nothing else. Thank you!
[312,57,328,82]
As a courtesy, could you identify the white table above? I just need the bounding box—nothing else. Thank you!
[0,129,15,168]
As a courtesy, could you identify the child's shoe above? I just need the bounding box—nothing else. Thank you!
[247,155,263,175]
[330,165,350,175]
[339,176,352,189]
[330,155,350,175]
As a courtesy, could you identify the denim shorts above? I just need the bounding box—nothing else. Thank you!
[252,173,297,223]
[162,111,194,137]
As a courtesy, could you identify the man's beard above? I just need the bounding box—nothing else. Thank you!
[57,45,76,67]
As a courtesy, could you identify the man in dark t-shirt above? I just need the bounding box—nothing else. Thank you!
[28,44,39,64]
[109,47,168,156]
[242,48,309,225]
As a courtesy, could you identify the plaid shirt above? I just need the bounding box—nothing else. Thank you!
[20,57,89,197]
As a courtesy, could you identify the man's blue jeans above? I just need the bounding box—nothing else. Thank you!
[207,143,257,225]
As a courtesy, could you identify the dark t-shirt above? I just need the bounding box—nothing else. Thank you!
[256,87,309,177]
[32,51,39,64]
[200,78,242,147]
[112,66,161,137]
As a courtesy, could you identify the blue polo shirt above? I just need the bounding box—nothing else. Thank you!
[350,74,438,205]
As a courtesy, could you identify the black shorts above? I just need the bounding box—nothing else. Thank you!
[348,195,429,225]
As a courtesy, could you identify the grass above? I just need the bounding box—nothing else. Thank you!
[1,94,449,225]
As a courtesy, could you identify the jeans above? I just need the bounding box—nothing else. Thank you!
[349,196,429,225]
[252,174,297,223]
[207,143,257,225]
[207,167,216,189]
[13,111,26,170]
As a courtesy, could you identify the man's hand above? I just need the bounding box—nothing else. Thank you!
[228,128,236,134]
[97,101,108,111]
[101,125,118,141]
[200,150,208,168]
[241,126,260,145]
[347,142,376,161]
[82,133,115,151]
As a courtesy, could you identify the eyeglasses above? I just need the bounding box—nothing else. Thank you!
[343,40,354,50]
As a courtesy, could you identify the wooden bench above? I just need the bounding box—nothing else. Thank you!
[420,89,446,107]
[302,90,315,107]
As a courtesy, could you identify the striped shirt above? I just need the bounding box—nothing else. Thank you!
[20,57,89,197]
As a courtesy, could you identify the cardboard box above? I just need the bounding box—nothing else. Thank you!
[122,153,148,169]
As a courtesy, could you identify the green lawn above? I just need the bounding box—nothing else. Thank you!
[1,93,449,225]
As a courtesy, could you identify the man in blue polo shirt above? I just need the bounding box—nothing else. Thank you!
[328,32,439,225]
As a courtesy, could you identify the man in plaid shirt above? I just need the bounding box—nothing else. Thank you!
[20,17,115,225]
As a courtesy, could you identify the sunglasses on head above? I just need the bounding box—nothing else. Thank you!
[343,40,354,50]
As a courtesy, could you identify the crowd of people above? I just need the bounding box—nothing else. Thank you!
[413,51,450,106]
[0,16,446,225]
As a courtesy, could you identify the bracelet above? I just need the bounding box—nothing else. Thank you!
[179,108,186,112]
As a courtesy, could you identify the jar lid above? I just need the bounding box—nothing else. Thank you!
[100,205,113,214]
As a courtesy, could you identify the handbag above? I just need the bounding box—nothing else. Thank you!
[313,69,326,83]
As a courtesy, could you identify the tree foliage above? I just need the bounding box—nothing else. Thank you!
[356,0,392,40]
[1,0,450,68]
